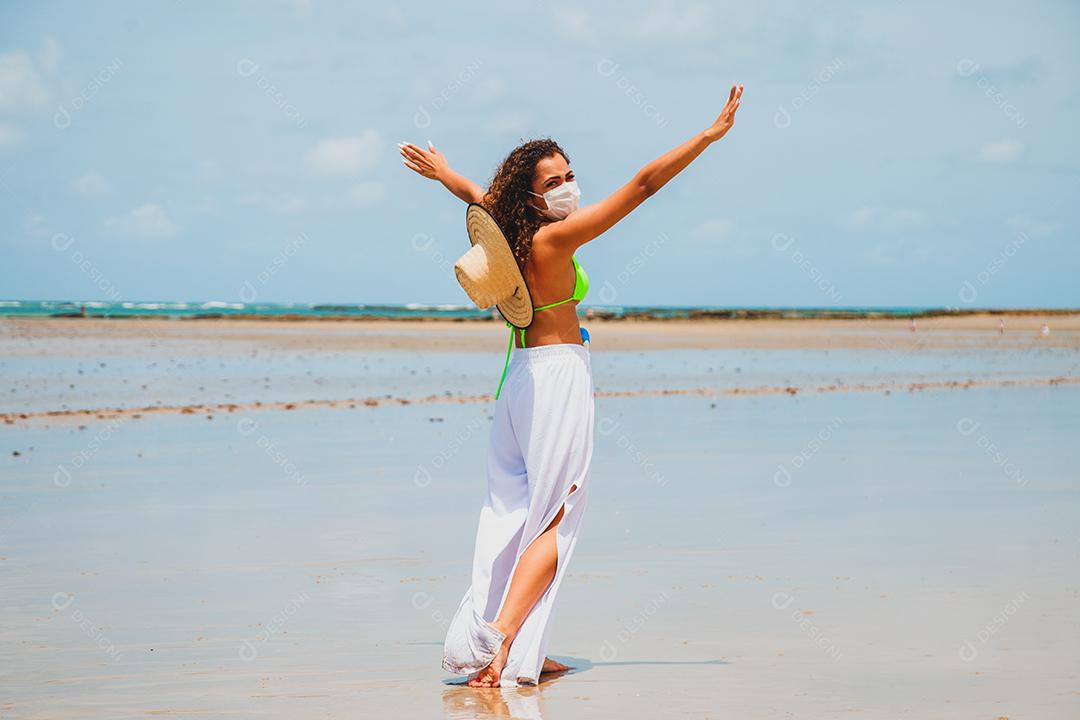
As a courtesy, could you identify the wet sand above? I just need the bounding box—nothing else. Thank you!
[4,311,1080,353]
[2,315,1078,718]
[3,313,1078,425]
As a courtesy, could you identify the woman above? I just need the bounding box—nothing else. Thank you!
[400,84,743,688]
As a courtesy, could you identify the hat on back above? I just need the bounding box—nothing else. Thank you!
[454,203,533,329]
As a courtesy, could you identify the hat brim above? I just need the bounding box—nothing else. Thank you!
[465,203,533,329]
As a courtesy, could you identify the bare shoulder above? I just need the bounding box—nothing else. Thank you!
[530,224,573,267]
[525,230,576,298]
[531,221,555,252]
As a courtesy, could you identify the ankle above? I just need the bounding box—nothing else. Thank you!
[492,618,517,643]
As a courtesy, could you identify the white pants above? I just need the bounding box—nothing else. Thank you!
[443,342,595,687]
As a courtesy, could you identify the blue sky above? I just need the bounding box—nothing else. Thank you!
[1,0,1077,308]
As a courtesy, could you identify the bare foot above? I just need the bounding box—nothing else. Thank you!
[467,635,512,688]
[541,657,570,674]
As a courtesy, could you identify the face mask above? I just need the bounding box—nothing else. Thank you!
[528,180,580,221]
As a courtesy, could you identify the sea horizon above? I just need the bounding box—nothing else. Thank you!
[2,299,1078,322]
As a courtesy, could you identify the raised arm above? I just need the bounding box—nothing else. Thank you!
[538,84,743,252]
[399,141,485,204]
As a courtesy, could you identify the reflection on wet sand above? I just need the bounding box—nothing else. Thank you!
[440,657,729,719]
[442,684,548,720]
[441,658,583,719]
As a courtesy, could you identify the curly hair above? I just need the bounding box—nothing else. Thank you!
[481,138,570,271]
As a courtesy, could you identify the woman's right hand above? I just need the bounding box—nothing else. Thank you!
[703,84,744,143]
[399,140,448,181]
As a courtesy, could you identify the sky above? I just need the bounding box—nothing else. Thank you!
[1,0,1077,308]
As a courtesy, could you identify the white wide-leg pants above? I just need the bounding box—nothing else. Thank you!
[443,342,595,687]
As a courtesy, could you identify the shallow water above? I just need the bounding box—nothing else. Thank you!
[4,337,1077,414]
[2,371,1077,717]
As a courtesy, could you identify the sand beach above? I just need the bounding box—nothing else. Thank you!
[2,313,1078,718]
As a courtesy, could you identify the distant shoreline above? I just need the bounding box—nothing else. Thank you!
[5,312,1078,355]
[3,303,1078,322]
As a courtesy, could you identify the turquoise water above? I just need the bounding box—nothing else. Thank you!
[0,298,963,320]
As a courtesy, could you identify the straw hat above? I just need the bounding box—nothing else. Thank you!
[455,203,533,329]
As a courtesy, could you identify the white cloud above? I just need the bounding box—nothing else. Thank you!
[239,184,389,213]
[0,122,25,150]
[1007,214,1061,238]
[238,191,308,214]
[0,50,49,110]
[889,209,925,229]
[847,207,926,232]
[553,8,593,40]
[691,218,735,243]
[23,212,47,238]
[69,171,110,196]
[38,35,63,74]
[273,194,307,213]
[627,0,712,40]
[858,235,936,265]
[303,130,380,179]
[472,75,504,104]
[346,181,387,208]
[106,203,180,238]
[199,159,224,184]
[860,242,895,265]
[977,139,1023,164]
[482,112,530,136]
[848,207,874,227]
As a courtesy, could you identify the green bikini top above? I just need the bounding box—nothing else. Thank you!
[495,256,589,400]
[535,255,589,311]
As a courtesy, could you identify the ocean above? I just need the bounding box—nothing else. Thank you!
[0,299,1008,321]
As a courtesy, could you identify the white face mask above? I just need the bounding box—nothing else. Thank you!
[528,180,580,221]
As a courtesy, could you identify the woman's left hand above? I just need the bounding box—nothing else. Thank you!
[399,140,448,180]
[704,84,744,143]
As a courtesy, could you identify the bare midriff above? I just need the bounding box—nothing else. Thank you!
[515,302,583,348]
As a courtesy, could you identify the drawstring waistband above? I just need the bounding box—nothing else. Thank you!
[494,321,590,400]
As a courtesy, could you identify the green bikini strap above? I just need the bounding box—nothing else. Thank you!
[533,297,573,312]
[532,257,582,312]
[496,321,526,401]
